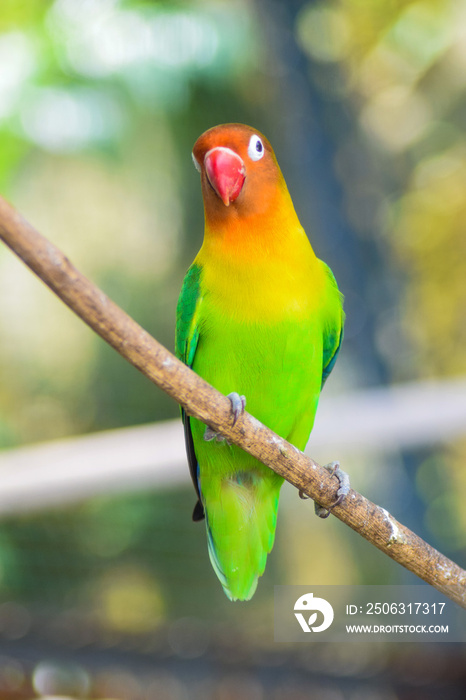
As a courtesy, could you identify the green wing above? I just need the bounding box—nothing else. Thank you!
[321,264,345,388]
[175,263,205,520]
[175,263,202,367]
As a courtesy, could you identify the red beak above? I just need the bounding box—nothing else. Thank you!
[204,147,245,206]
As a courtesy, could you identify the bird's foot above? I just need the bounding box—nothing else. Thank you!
[203,392,246,443]
[299,461,350,518]
[228,392,246,425]
[204,426,226,442]
[315,461,350,519]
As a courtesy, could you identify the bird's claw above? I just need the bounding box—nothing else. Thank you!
[315,461,350,519]
[203,392,246,442]
[228,392,246,425]
[204,426,226,442]
[298,461,350,516]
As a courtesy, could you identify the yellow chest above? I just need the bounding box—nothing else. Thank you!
[196,230,325,324]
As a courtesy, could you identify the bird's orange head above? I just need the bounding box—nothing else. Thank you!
[192,123,290,227]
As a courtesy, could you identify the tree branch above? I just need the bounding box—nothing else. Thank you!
[0,194,465,608]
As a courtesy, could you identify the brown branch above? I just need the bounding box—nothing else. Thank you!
[0,193,465,608]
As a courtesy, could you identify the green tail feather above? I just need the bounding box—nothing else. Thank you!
[204,471,283,601]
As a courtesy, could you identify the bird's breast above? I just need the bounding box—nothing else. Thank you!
[198,250,324,324]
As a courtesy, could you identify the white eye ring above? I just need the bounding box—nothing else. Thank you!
[192,151,201,172]
[248,134,264,161]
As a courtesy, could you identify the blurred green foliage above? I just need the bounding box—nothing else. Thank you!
[0,0,465,652]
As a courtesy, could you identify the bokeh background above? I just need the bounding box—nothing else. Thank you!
[0,0,466,697]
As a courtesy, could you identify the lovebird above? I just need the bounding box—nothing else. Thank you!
[176,123,344,601]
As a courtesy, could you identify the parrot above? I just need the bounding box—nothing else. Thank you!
[175,123,344,601]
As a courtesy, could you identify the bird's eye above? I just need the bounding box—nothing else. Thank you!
[247,134,264,161]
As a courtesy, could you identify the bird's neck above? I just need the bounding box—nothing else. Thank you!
[201,189,315,265]
[196,194,323,323]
